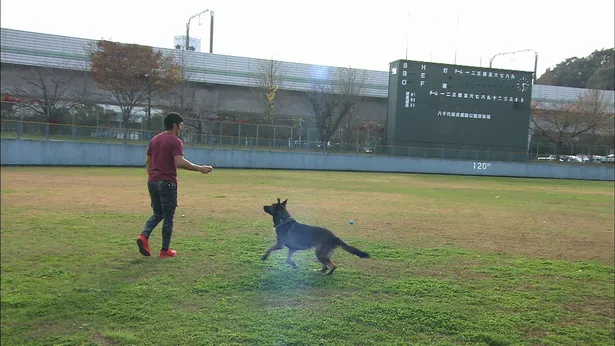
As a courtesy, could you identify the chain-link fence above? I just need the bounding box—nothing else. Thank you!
[2,119,613,164]
[1,99,613,164]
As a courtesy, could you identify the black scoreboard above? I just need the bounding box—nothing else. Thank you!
[385,59,533,156]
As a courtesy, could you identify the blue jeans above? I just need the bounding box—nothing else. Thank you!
[142,180,178,250]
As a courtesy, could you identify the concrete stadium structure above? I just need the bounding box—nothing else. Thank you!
[1,27,614,124]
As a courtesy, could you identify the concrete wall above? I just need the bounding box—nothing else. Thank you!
[1,139,613,181]
[208,84,387,121]
[0,63,388,122]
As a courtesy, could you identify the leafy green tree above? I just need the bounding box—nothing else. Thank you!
[537,48,614,90]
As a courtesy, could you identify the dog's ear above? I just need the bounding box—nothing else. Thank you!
[282,199,287,205]
[277,198,281,205]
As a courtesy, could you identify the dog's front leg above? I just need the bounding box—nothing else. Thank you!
[261,243,282,260]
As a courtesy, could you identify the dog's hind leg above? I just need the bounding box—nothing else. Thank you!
[316,256,337,275]
[314,247,328,273]
[323,257,337,275]
[323,248,338,275]
[325,260,337,275]
[313,263,328,273]
[315,247,337,274]
[286,249,298,269]
[261,243,282,260]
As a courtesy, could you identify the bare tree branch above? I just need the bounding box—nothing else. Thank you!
[156,50,220,141]
[531,89,614,156]
[1,66,89,125]
[250,58,286,125]
[305,66,368,147]
[182,99,219,142]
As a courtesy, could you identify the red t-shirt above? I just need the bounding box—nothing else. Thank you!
[146,132,184,185]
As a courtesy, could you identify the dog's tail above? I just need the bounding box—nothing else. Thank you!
[336,238,370,258]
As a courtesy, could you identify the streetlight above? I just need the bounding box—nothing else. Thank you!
[209,11,215,53]
[405,13,410,60]
[489,49,539,84]
[185,9,214,52]
[139,73,152,139]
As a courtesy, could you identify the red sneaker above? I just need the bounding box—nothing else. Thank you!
[160,249,178,258]
[136,234,151,257]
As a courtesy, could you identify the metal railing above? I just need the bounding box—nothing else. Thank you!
[1,120,613,165]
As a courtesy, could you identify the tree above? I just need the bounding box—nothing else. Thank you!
[585,122,614,149]
[156,51,219,142]
[536,48,614,90]
[587,60,615,90]
[182,100,219,143]
[1,66,90,136]
[88,40,182,139]
[251,58,285,125]
[306,66,367,147]
[531,89,613,156]
[160,50,195,114]
[357,121,385,146]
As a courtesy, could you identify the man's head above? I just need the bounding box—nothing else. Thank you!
[164,112,184,136]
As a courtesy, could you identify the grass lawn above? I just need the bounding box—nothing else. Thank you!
[1,167,613,345]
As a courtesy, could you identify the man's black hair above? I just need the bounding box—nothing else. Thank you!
[164,112,184,130]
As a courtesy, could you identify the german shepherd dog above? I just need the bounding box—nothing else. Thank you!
[261,198,370,275]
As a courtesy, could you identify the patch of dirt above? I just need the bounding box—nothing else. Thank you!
[408,178,615,197]
[93,335,117,346]
[562,299,615,318]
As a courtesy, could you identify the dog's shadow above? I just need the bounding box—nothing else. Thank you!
[258,254,342,292]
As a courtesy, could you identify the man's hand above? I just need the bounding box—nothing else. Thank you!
[199,165,213,174]
[175,155,213,174]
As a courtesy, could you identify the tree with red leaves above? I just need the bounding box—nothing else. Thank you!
[88,40,181,138]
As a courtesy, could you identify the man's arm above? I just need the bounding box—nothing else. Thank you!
[145,142,152,174]
[171,138,212,174]
[174,155,213,174]
[145,155,151,173]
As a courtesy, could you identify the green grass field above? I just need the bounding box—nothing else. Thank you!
[1,167,613,345]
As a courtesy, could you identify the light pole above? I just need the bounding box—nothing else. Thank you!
[139,73,152,139]
[185,9,212,52]
[489,49,539,84]
[146,76,151,138]
[405,13,410,60]
[209,11,214,53]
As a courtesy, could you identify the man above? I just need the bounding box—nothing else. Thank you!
[137,112,213,258]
